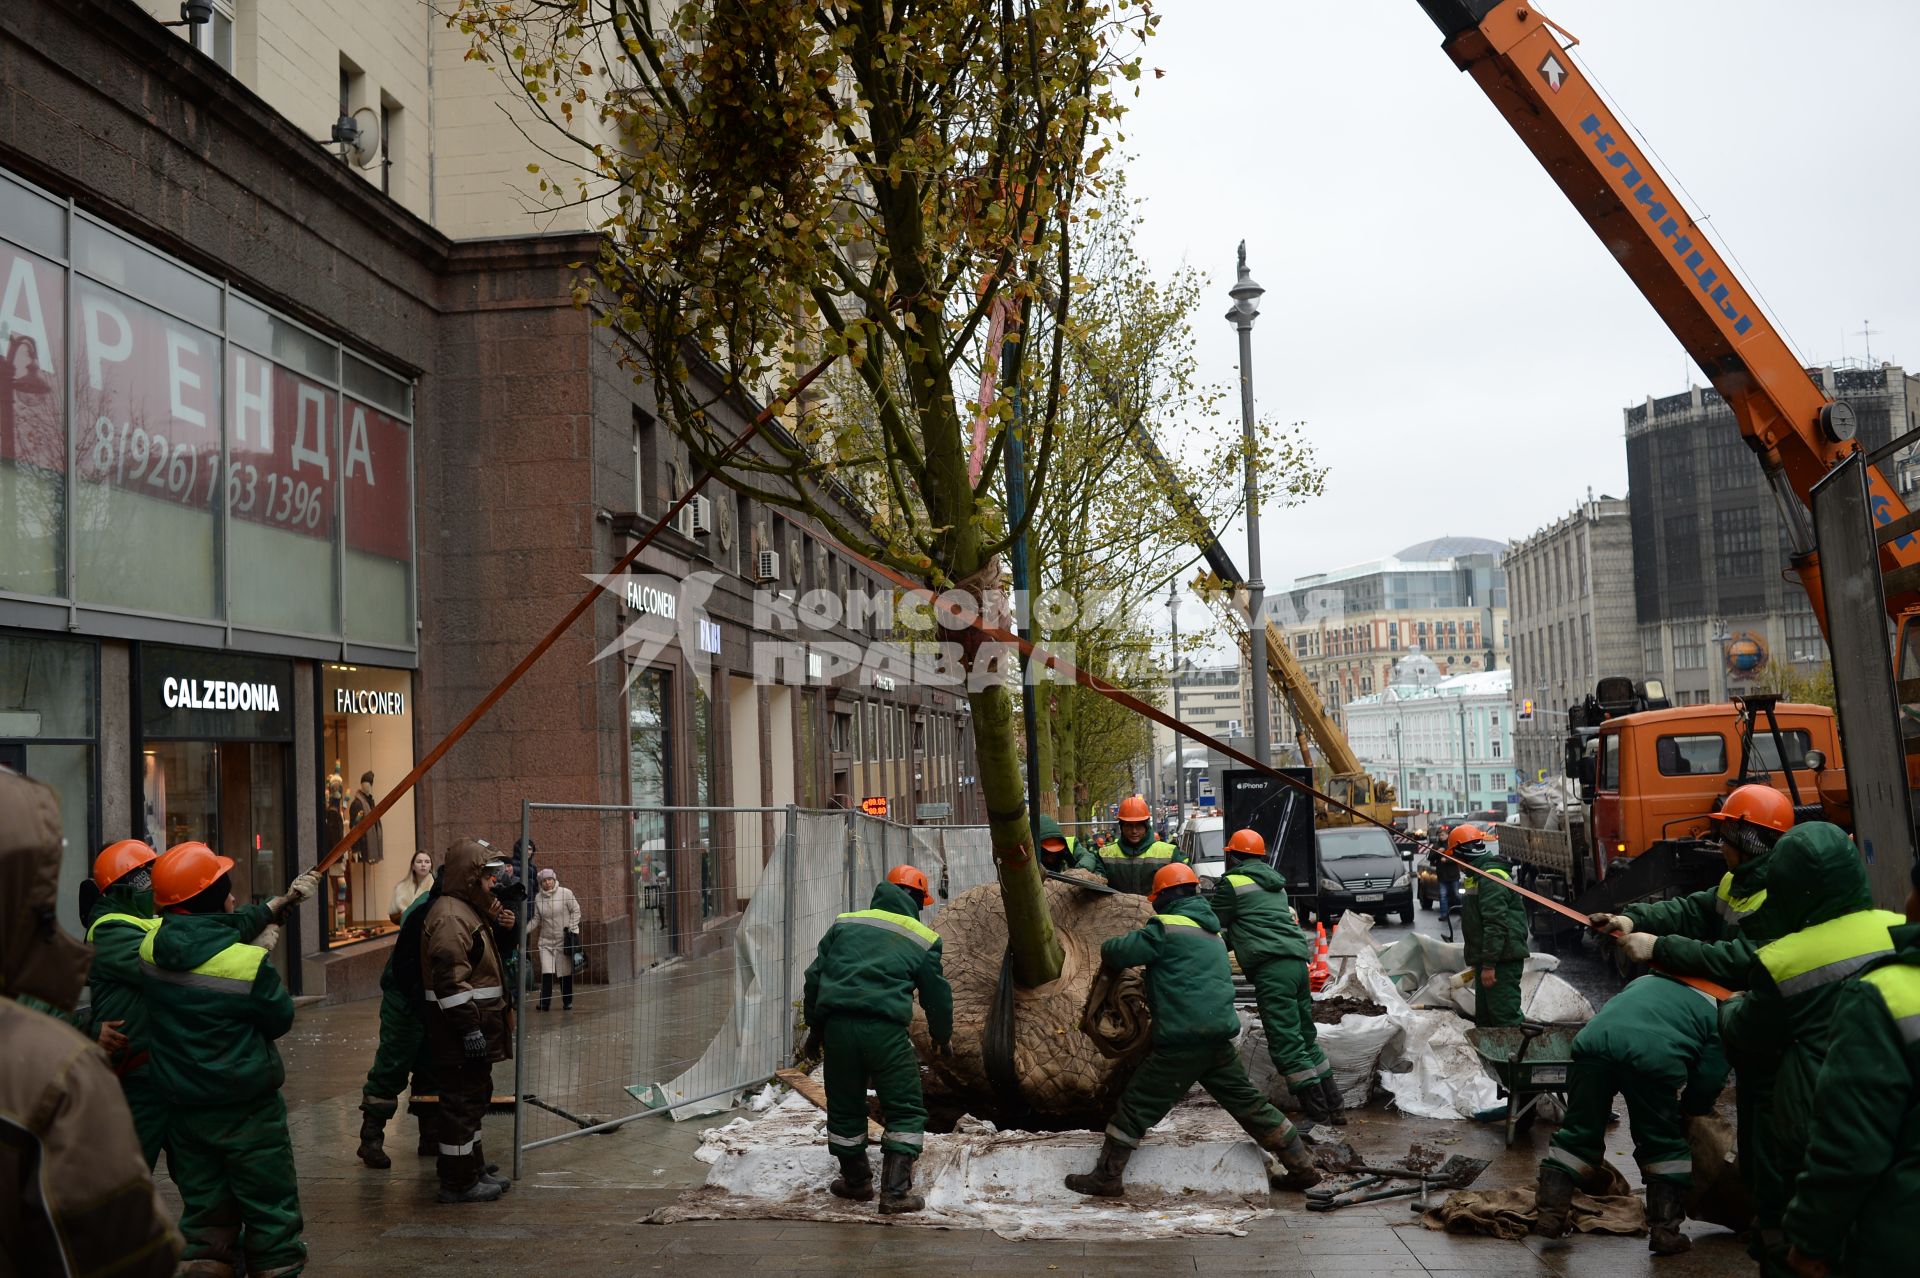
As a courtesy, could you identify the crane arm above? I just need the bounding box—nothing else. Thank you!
[1416,0,1920,620]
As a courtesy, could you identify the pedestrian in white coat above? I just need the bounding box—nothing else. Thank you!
[530,867,581,1011]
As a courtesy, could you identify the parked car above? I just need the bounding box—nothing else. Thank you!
[1314,824,1416,925]
[1179,815,1225,883]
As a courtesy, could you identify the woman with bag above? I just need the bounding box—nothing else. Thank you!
[530,867,582,1011]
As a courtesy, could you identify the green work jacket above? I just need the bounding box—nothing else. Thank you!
[84,892,162,1077]
[1100,893,1239,1048]
[1096,836,1185,896]
[1783,922,1920,1274]
[139,912,294,1107]
[1573,972,1729,1111]
[1623,852,1795,989]
[1209,856,1311,966]
[1460,854,1527,965]
[804,881,954,1044]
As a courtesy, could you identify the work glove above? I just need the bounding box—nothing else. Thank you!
[1450,969,1474,989]
[462,1029,489,1060]
[802,1027,824,1061]
[1621,932,1657,964]
[1289,907,1300,925]
[1478,966,1497,989]
[267,871,321,916]
[1588,912,1633,936]
[255,923,282,953]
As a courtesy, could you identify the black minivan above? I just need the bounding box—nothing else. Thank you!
[1313,825,1415,925]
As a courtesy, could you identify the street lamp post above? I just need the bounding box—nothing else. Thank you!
[1227,242,1270,765]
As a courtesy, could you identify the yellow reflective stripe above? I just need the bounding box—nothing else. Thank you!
[1863,964,1920,1044]
[87,913,160,942]
[1155,914,1202,928]
[1482,867,1511,882]
[1759,911,1905,995]
[1715,872,1767,919]
[1100,842,1176,861]
[1224,873,1264,895]
[838,908,939,947]
[137,929,267,984]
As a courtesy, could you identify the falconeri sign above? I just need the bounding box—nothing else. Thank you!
[334,688,406,715]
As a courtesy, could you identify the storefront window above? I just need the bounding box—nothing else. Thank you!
[0,634,96,937]
[72,278,221,618]
[228,349,339,635]
[320,664,418,947]
[628,668,670,961]
[691,681,716,921]
[342,393,414,646]
[0,238,67,600]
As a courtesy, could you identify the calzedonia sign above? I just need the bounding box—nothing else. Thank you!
[141,645,294,742]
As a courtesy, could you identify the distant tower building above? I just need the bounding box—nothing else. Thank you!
[1626,364,1920,706]
[1503,494,1638,782]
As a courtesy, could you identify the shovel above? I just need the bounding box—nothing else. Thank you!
[1304,1154,1490,1212]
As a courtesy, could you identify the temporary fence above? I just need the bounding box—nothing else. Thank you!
[509,802,996,1176]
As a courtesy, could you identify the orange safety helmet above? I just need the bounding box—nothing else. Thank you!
[886,863,931,906]
[1225,828,1267,859]
[152,842,235,909]
[1150,862,1201,899]
[1710,784,1794,835]
[93,839,157,892]
[1446,824,1488,852]
[1117,794,1151,823]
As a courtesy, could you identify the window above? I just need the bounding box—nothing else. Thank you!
[1750,730,1813,772]
[1599,733,1620,791]
[1654,733,1727,777]
[1492,739,1503,758]
[830,711,854,753]
[189,0,236,70]
[1673,622,1707,671]
[378,96,404,197]
[1642,627,1664,676]
[632,410,657,512]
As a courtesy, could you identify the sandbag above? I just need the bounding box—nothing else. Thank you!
[1316,1014,1400,1106]
[1422,1161,1639,1239]
[1685,1113,1748,1232]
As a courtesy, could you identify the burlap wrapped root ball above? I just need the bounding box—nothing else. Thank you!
[909,872,1157,1117]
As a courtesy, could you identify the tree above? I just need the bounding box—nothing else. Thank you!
[1754,660,1836,708]
[455,0,1157,987]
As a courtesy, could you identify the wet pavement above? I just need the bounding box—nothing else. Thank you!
[163,903,1759,1276]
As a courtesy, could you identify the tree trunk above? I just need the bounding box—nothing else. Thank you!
[1056,684,1081,826]
[965,679,1064,988]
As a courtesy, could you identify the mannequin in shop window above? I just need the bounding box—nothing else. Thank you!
[350,772,384,865]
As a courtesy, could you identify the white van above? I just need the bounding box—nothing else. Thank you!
[1179,814,1225,882]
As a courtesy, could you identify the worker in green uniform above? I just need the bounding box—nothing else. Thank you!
[142,841,313,1277]
[356,881,440,1168]
[1533,971,1729,1255]
[1720,821,1906,1278]
[1035,814,1100,876]
[803,864,953,1215]
[1591,781,1796,1235]
[1066,862,1322,1198]
[1452,825,1526,1026]
[1210,827,1343,1125]
[81,839,168,1166]
[1781,862,1920,1278]
[1096,793,1186,895]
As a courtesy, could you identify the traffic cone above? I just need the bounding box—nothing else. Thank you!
[1309,922,1331,993]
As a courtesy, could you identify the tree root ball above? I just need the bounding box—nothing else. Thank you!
[909,873,1156,1117]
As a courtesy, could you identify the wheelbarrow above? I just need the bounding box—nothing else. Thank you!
[1467,1023,1579,1147]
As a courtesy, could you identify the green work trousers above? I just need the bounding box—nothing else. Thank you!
[1475,960,1525,1028]
[1544,1054,1693,1188]
[823,1016,927,1159]
[171,1092,305,1277]
[1107,1041,1295,1148]
[361,987,438,1128]
[124,1074,169,1171]
[1244,956,1330,1091]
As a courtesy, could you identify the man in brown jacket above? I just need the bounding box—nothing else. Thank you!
[421,838,513,1204]
[0,766,180,1274]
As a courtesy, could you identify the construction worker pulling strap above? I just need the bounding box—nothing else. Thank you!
[1066,862,1321,1199]
[1779,860,1920,1278]
[1035,814,1100,876]
[82,839,168,1168]
[1209,828,1343,1125]
[1720,822,1906,1277]
[1532,971,1730,1256]
[355,878,441,1170]
[141,841,316,1277]
[1452,825,1526,1027]
[1095,794,1186,895]
[804,864,954,1214]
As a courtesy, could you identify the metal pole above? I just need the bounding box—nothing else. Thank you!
[512,800,531,1181]
[1169,581,1186,810]
[1459,697,1471,809]
[1228,243,1270,765]
[781,804,799,1059]
[844,808,858,912]
[1005,328,1044,817]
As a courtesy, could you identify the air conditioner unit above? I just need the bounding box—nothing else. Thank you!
[690,495,714,536]
[756,549,781,583]
[669,504,695,537]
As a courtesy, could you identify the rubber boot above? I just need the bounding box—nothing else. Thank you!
[829,1151,875,1202]
[1258,1127,1322,1191]
[436,1177,507,1204]
[1532,1163,1578,1239]
[1646,1181,1692,1256]
[1295,1078,1332,1123]
[415,1110,438,1156]
[1317,1076,1348,1127]
[356,1112,392,1169]
[876,1150,925,1214]
[1064,1135,1134,1198]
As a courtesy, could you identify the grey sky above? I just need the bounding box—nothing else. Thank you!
[1122,0,1920,594]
